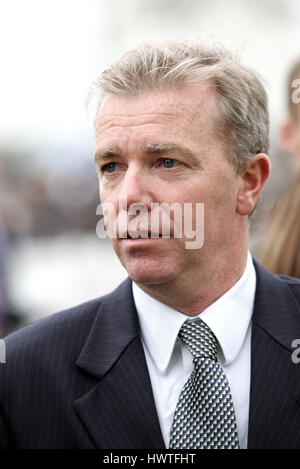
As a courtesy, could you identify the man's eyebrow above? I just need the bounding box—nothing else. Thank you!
[94,147,120,163]
[145,143,200,165]
[94,143,201,166]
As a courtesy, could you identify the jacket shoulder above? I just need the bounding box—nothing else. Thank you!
[278,274,300,303]
[254,260,300,300]
[278,274,300,285]
[2,278,132,366]
[2,296,103,361]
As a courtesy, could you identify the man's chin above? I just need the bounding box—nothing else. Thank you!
[124,262,179,287]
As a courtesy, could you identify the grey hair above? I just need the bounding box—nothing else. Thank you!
[90,40,269,173]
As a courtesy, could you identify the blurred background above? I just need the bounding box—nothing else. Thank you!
[1,0,300,335]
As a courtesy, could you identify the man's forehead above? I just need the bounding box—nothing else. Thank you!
[97,83,218,119]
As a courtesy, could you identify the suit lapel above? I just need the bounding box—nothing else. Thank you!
[73,278,165,449]
[248,262,300,448]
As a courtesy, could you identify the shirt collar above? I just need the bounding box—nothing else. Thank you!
[132,281,187,373]
[132,252,256,372]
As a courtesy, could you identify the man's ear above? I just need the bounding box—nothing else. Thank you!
[236,153,271,216]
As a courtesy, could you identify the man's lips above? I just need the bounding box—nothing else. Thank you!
[121,232,164,239]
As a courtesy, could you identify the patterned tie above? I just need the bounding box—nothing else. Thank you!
[169,320,240,449]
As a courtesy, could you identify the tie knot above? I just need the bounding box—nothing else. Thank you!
[179,320,218,361]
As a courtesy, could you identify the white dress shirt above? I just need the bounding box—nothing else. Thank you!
[132,252,256,449]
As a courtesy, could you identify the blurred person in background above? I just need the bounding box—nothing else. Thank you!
[0,40,300,450]
[0,224,8,337]
[259,59,300,277]
[281,59,300,171]
[0,162,8,337]
[0,161,17,337]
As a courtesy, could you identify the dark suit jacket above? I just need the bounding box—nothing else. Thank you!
[0,261,300,449]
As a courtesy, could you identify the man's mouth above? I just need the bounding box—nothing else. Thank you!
[124,232,163,239]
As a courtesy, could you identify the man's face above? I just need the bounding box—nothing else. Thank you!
[94,84,242,287]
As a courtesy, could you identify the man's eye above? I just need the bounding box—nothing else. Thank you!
[161,158,179,169]
[103,162,116,173]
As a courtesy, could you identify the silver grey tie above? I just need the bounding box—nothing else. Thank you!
[169,320,240,449]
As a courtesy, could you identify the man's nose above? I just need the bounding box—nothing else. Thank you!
[119,165,155,208]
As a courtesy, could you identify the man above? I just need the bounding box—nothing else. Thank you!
[1,40,300,449]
